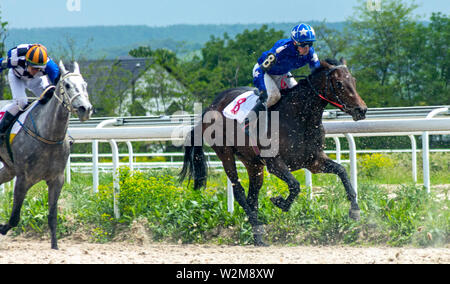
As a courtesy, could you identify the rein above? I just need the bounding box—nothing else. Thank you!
[17,117,65,145]
[17,72,83,145]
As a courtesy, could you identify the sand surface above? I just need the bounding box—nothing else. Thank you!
[0,236,448,264]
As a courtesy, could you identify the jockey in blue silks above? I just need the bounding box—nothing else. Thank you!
[244,23,320,135]
[0,43,60,141]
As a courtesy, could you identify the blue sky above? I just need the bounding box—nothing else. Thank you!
[1,0,448,28]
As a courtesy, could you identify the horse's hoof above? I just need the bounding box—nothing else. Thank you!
[254,239,269,247]
[0,224,10,235]
[253,225,268,246]
[254,235,269,247]
[349,209,361,221]
[271,196,289,212]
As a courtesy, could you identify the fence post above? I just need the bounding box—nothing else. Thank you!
[344,133,358,200]
[66,158,71,184]
[408,135,417,183]
[109,139,120,219]
[333,136,341,164]
[126,141,134,171]
[93,119,118,193]
[227,178,234,213]
[423,107,449,193]
[305,170,312,199]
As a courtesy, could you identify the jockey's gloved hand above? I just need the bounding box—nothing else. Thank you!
[259,90,268,103]
[39,86,55,105]
[253,89,268,103]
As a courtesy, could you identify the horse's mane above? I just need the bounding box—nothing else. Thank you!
[311,58,340,76]
[281,58,340,98]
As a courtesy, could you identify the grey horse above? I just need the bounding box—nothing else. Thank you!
[0,61,92,249]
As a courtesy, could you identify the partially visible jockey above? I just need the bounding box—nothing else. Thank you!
[0,43,60,141]
[244,23,321,135]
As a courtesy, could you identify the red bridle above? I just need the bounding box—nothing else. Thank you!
[318,94,345,109]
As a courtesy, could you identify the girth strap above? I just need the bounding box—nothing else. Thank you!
[16,119,66,145]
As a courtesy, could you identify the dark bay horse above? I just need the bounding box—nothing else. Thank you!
[0,61,92,249]
[180,58,367,246]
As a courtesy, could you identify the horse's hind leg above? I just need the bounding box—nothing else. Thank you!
[308,153,360,220]
[46,173,64,250]
[242,161,266,246]
[0,176,34,236]
[214,147,265,246]
[0,166,16,234]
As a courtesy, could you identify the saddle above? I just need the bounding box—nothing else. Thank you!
[222,90,259,123]
[222,90,266,156]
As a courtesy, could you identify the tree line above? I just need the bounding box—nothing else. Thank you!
[127,0,449,116]
[0,0,449,116]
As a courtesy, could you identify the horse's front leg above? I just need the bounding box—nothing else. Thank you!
[308,154,360,220]
[0,176,34,235]
[46,173,65,250]
[266,157,300,212]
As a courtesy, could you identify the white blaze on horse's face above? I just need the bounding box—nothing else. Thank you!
[59,61,93,122]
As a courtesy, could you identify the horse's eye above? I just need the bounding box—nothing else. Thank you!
[65,83,71,89]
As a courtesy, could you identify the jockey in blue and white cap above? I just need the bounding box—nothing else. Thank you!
[244,23,320,135]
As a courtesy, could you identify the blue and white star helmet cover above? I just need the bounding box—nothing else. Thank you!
[291,23,316,43]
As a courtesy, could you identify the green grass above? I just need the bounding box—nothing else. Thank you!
[0,152,448,247]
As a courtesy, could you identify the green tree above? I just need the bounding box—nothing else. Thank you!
[83,60,133,117]
[417,12,450,105]
[128,46,153,58]
[129,46,193,115]
[314,20,350,59]
[347,0,423,107]
[182,25,284,105]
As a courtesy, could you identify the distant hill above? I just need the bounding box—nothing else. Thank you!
[5,22,347,59]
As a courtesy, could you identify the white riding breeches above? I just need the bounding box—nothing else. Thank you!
[253,63,297,107]
[6,69,50,115]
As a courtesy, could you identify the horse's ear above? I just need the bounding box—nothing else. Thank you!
[320,60,332,69]
[59,60,68,75]
[340,57,347,66]
[73,61,80,74]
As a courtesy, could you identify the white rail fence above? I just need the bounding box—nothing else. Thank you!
[64,110,450,217]
[2,109,448,217]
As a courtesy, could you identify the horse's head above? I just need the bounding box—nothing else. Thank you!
[316,58,367,121]
[58,61,93,122]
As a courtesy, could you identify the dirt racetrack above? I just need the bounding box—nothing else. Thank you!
[0,236,448,264]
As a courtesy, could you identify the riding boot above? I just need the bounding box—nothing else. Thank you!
[243,90,268,137]
[0,111,16,144]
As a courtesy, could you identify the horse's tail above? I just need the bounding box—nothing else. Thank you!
[179,125,208,190]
